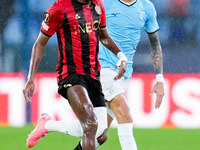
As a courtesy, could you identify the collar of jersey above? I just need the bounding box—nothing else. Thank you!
[118,0,137,6]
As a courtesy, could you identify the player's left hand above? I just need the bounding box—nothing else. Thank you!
[23,80,35,103]
[150,82,165,108]
[114,60,127,80]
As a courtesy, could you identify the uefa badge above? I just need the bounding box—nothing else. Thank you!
[95,5,102,15]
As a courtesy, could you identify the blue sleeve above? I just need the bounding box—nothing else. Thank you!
[144,2,159,33]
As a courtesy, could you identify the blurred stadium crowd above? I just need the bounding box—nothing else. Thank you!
[0,0,200,73]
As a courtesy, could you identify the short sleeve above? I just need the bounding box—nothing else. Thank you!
[98,0,106,29]
[144,3,159,33]
[41,2,63,37]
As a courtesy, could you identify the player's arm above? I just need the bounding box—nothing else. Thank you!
[100,28,120,55]
[148,31,165,108]
[23,33,49,103]
[100,28,127,80]
[148,31,163,75]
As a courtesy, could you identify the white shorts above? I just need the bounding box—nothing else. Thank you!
[100,68,129,101]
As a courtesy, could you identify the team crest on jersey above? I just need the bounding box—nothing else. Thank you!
[43,12,50,23]
[75,13,81,19]
[95,5,102,15]
[137,11,145,20]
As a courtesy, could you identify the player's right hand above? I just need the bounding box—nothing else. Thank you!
[22,80,35,103]
[150,82,165,108]
[114,60,127,80]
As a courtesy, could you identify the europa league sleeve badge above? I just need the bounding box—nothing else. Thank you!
[95,5,102,15]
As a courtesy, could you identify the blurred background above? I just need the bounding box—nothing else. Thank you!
[0,0,200,74]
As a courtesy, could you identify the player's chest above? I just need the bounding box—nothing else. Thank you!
[63,4,101,35]
[106,4,147,29]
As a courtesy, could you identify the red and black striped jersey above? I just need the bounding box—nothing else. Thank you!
[41,0,106,83]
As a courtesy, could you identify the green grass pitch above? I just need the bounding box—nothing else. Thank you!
[0,125,200,150]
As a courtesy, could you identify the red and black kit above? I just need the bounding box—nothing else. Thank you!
[41,0,106,83]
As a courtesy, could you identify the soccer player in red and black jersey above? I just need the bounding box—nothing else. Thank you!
[23,0,127,149]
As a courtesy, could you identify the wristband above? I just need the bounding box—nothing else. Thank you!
[117,52,127,61]
[156,74,164,83]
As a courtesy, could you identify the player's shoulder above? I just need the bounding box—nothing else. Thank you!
[51,0,70,8]
[93,0,106,12]
[138,0,155,8]
[47,0,70,15]
[56,0,70,4]
[93,0,104,6]
[137,0,156,13]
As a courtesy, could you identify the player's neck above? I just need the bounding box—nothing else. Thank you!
[121,0,136,4]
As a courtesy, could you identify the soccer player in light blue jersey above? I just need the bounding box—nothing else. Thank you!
[99,0,165,149]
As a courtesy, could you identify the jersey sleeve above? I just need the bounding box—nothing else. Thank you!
[99,0,106,29]
[41,2,63,37]
[144,3,159,33]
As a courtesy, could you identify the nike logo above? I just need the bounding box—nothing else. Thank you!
[111,13,120,16]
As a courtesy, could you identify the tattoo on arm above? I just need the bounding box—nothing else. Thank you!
[148,31,163,74]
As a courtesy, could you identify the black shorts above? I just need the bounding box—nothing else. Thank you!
[58,74,106,108]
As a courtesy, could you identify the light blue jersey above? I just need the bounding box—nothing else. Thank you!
[99,0,159,78]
